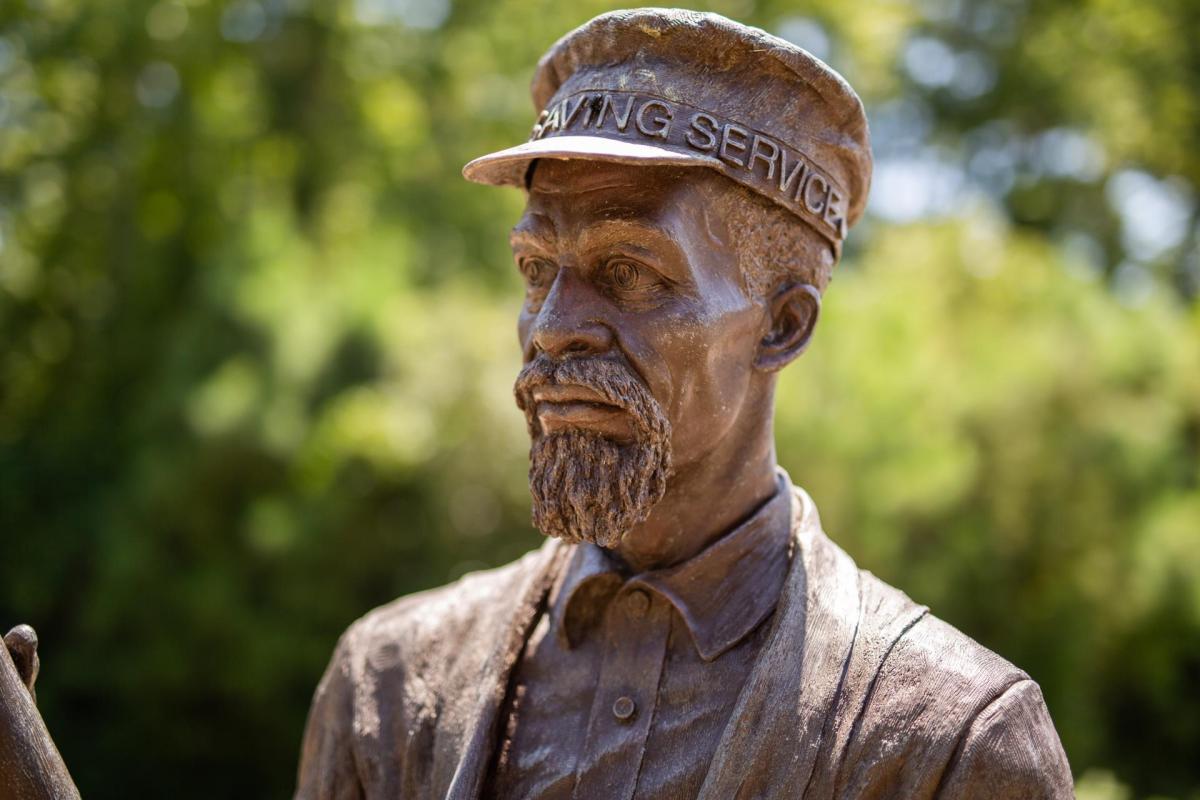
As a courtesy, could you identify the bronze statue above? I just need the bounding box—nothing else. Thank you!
[295,8,1072,800]
[2,9,1073,800]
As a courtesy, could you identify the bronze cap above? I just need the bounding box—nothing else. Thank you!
[463,8,873,253]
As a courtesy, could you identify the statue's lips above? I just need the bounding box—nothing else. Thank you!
[531,384,627,431]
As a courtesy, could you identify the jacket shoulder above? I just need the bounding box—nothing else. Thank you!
[936,678,1074,798]
[339,545,549,669]
[295,545,557,800]
[855,568,1028,701]
[831,570,1071,797]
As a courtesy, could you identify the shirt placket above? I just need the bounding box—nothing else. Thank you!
[570,583,671,800]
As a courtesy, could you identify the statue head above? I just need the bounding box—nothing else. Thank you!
[464,9,873,548]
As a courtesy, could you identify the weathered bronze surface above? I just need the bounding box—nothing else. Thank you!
[296,8,1073,800]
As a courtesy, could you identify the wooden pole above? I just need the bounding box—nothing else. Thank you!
[0,629,79,800]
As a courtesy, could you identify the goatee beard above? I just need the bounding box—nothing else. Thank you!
[514,357,672,548]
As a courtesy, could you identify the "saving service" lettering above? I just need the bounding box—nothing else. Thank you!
[529,90,848,241]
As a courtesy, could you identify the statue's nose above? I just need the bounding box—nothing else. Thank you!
[529,269,614,360]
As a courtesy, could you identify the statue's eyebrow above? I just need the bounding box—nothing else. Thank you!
[576,218,672,250]
[510,214,556,250]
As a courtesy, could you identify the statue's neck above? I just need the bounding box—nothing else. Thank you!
[613,412,779,573]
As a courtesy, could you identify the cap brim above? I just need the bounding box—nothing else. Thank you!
[462,135,720,186]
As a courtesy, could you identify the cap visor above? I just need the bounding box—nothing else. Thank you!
[462,135,720,186]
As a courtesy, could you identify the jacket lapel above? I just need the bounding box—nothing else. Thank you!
[445,538,570,800]
[698,486,862,799]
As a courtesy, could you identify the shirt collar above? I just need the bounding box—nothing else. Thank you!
[550,471,794,662]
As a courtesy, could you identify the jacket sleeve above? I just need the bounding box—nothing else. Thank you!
[935,679,1074,800]
[295,630,364,800]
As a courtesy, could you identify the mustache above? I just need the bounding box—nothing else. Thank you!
[513,356,669,441]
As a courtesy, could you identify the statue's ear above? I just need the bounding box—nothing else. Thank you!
[754,282,821,372]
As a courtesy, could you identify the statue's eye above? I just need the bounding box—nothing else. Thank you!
[607,259,641,291]
[598,258,670,306]
[520,257,553,288]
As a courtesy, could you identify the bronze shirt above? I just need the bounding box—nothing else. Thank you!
[488,475,793,799]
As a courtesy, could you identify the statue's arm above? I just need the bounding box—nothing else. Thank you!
[294,631,364,800]
[935,679,1074,800]
[1,625,80,800]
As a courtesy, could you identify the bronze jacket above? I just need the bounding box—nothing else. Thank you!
[295,486,1074,799]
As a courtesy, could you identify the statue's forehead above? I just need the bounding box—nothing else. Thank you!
[517,164,718,242]
[524,162,734,250]
[527,159,696,194]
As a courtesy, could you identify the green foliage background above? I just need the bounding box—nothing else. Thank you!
[1,0,1198,797]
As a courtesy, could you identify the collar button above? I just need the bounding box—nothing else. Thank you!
[612,695,636,721]
[624,588,651,618]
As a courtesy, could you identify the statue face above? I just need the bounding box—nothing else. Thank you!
[511,160,768,546]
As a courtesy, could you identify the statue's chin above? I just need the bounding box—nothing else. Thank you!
[528,429,671,549]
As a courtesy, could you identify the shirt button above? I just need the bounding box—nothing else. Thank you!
[612,695,636,721]
[624,589,650,618]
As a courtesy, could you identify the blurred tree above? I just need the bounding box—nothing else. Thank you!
[0,0,1197,798]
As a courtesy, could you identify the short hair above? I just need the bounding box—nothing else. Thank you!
[697,170,836,299]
